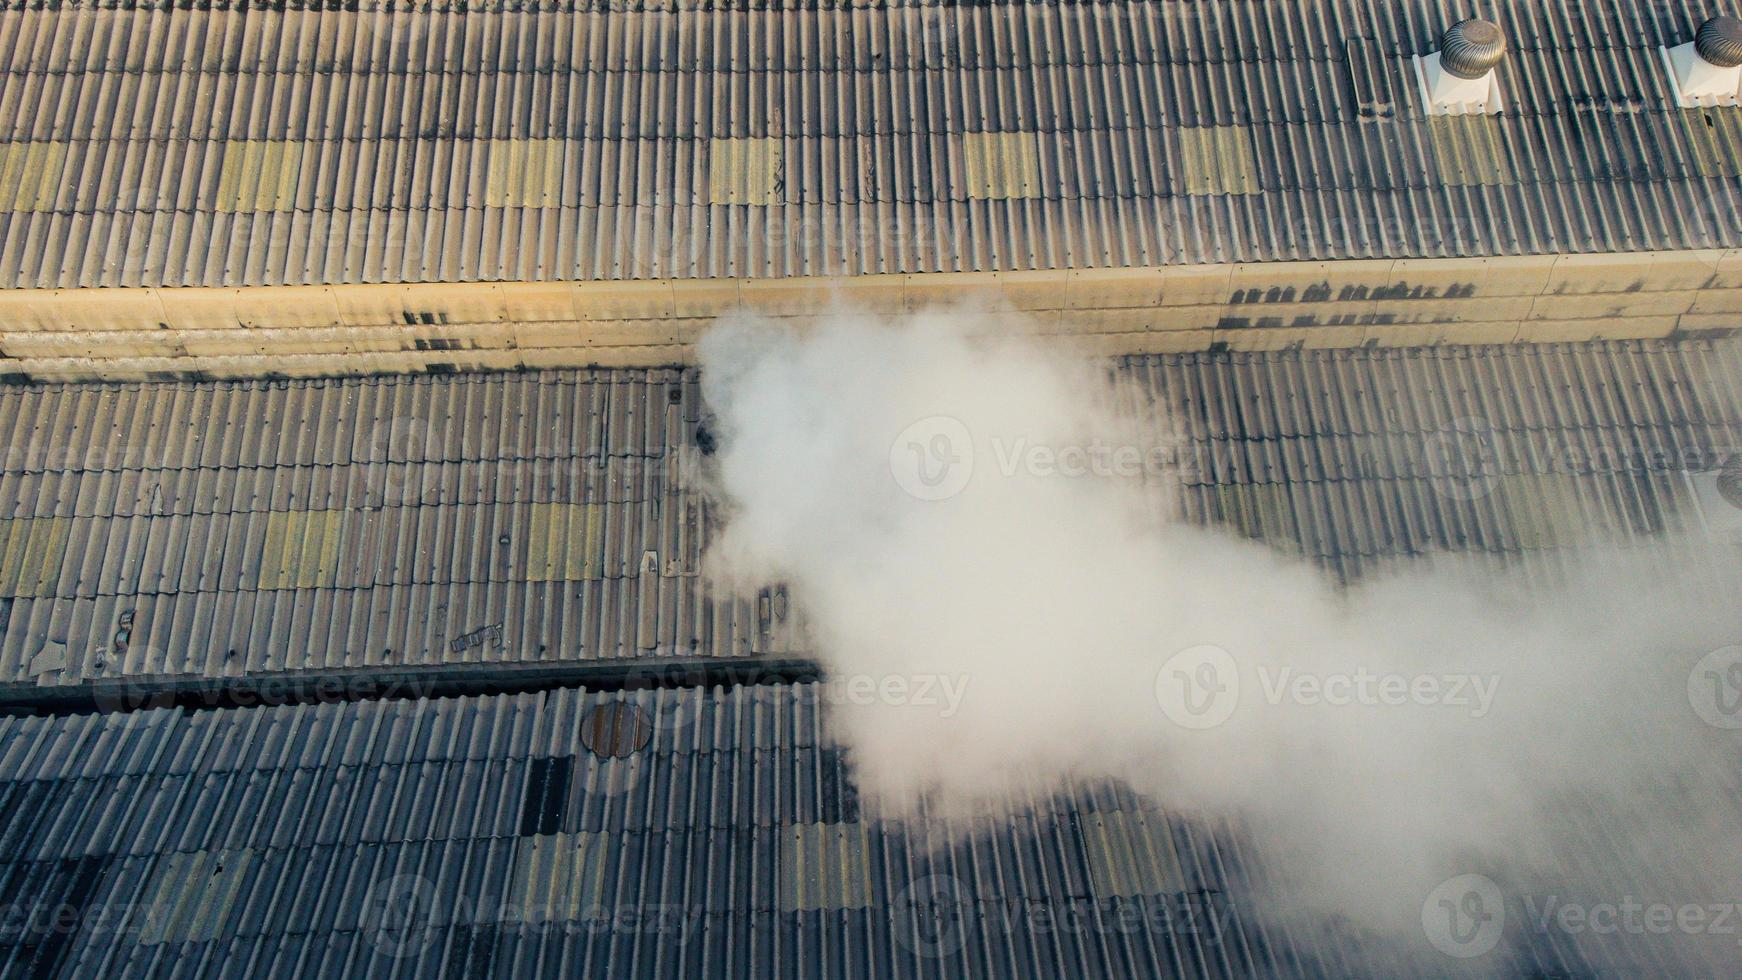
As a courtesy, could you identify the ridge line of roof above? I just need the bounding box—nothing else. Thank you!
[0,654,823,716]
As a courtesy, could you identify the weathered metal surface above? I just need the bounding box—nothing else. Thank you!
[0,0,1737,288]
[0,682,1719,978]
[0,338,1736,698]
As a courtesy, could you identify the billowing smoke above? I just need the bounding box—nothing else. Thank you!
[698,310,1742,972]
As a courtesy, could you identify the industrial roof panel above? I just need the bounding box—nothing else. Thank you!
[1,0,1740,287]
[0,338,1736,699]
[0,682,1732,976]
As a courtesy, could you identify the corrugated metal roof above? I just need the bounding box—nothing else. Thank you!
[0,337,1737,695]
[1136,337,1742,580]
[0,686,1248,978]
[0,682,1723,977]
[0,366,803,692]
[0,0,1739,287]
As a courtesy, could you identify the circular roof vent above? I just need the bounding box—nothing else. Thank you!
[581,702,652,759]
[1717,455,1742,510]
[1698,15,1742,69]
[1439,19,1508,79]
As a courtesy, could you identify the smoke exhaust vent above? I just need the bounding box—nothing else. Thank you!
[1440,20,1508,79]
[1415,19,1506,115]
[1664,15,1742,106]
[1698,15,1742,67]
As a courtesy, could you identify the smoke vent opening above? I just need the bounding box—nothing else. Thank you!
[1415,20,1506,115]
[1664,16,1742,107]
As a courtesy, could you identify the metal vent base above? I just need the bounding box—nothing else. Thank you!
[1662,42,1742,108]
[1414,52,1504,116]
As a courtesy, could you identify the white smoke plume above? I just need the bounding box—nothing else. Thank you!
[697,309,1742,972]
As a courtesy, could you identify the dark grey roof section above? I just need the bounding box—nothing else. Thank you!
[1138,338,1742,580]
[0,367,801,695]
[1,0,1741,287]
[0,338,1738,700]
[0,682,1728,978]
[0,686,1255,978]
